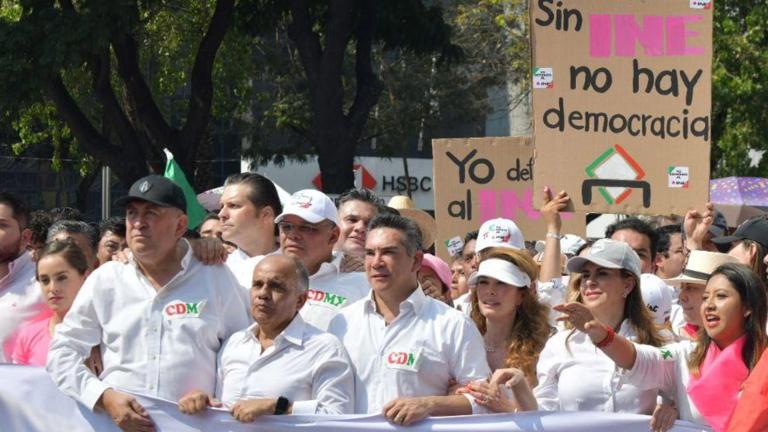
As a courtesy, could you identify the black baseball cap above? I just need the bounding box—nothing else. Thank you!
[114,175,187,214]
[712,216,768,250]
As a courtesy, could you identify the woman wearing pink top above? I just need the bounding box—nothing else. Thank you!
[11,239,90,366]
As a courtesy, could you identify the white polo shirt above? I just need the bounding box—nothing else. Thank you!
[534,320,658,414]
[225,248,266,292]
[0,252,47,362]
[47,241,251,409]
[328,286,490,414]
[299,253,369,330]
[216,314,354,414]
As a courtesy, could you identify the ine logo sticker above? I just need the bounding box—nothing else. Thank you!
[533,67,554,89]
[444,236,464,257]
[584,144,646,205]
[690,0,712,9]
[668,166,690,188]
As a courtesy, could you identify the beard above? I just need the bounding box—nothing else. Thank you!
[0,236,23,264]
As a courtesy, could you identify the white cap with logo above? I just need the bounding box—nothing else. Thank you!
[566,238,642,279]
[475,218,525,253]
[640,273,674,325]
[275,189,338,225]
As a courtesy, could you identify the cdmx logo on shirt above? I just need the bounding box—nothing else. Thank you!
[387,351,419,367]
[163,300,206,318]
[306,289,347,307]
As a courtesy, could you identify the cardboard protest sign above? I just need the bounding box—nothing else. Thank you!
[531,0,712,215]
[432,137,586,261]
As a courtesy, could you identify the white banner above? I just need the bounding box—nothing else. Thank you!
[0,365,709,431]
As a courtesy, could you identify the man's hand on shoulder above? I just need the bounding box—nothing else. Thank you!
[190,237,229,265]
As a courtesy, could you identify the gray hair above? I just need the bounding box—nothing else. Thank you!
[368,214,422,255]
[47,220,99,248]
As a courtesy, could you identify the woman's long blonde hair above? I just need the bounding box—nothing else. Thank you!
[470,248,552,385]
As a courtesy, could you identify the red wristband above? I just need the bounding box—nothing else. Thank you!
[594,325,615,348]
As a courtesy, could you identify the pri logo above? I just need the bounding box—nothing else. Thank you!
[292,193,314,209]
[484,224,511,243]
[163,300,206,318]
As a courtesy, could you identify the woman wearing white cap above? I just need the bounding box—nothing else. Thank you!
[457,248,549,413]
[535,238,664,415]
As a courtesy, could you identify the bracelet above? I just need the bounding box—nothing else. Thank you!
[546,232,562,240]
[594,325,615,348]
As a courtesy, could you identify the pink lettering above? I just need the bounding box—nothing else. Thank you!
[478,190,497,223]
[165,305,176,316]
[666,16,704,56]
[589,14,611,57]
[500,190,540,220]
[174,304,186,314]
[590,14,705,58]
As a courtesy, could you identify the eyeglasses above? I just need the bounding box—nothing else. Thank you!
[278,221,329,235]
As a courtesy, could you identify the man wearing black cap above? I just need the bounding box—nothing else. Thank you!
[711,215,768,281]
[47,175,251,432]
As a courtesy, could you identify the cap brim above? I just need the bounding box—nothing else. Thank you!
[711,235,741,246]
[275,209,327,225]
[467,259,532,287]
[566,256,624,274]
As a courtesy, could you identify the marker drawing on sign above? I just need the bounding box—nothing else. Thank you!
[583,144,650,207]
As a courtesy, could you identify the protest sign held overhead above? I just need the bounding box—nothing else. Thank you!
[531,0,712,215]
[432,137,585,261]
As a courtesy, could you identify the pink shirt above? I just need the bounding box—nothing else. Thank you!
[11,318,53,366]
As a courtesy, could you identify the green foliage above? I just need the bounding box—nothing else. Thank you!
[711,0,768,177]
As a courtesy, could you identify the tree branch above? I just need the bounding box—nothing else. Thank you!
[285,0,323,85]
[111,25,175,150]
[178,0,235,161]
[346,0,382,140]
[44,75,121,162]
[89,48,139,152]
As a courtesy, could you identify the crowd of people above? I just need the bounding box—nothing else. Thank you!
[1,172,768,432]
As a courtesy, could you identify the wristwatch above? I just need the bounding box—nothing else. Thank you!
[274,396,290,415]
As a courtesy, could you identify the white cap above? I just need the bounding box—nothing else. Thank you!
[468,258,532,288]
[566,238,642,279]
[475,218,525,252]
[640,274,673,325]
[560,234,587,257]
[275,189,338,225]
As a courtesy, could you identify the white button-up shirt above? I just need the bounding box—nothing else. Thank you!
[216,314,354,414]
[47,241,251,409]
[300,253,369,330]
[0,252,47,362]
[534,320,658,414]
[624,340,704,424]
[328,286,490,414]
[225,248,266,292]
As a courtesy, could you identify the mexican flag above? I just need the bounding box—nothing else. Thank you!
[163,148,206,230]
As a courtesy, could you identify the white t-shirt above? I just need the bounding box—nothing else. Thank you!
[47,241,252,409]
[216,314,354,414]
[535,320,659,414]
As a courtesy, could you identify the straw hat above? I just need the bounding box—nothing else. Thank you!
[664,250,739,287]
[387,195,436,250]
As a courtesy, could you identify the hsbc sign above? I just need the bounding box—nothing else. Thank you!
[248,156,435,210]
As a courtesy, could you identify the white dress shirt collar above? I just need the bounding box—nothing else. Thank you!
[364,283,429,317]
[128,239,193,291]
[241,313,307,350]
[311,252,342,280]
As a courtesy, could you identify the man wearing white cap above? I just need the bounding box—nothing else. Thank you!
[276,189,369,330]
